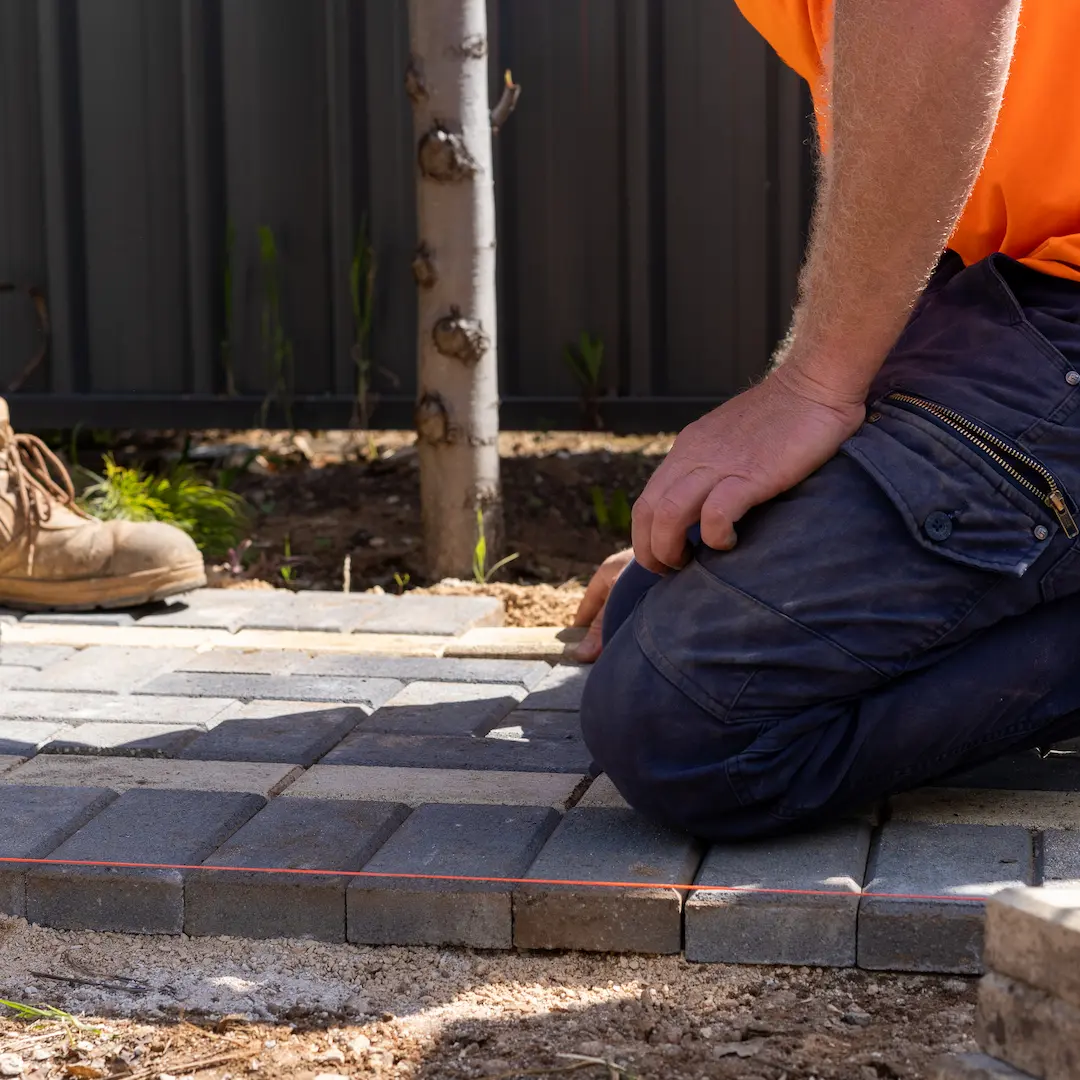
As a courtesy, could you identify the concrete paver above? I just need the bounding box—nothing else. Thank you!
[176,649,312,675]
[517,665,588,712]
[352,594,502,636]
[0,757,25,775]
[889,787,1080,829]
[25,788,265,933]
[363,682,526,736]
[1041,830,1080,887]
[186,797,409,942]
[483,709,584,743]
[6,645,190,693]
[0,690,236,728]
[43,722,200,757]
[513,807,705,955]
[347,803,559,949]
[0,645,77,668]
[857,822,1033,974]
[296,654,550,687]
[934,750,1080,792]
[136,672,402,711]
[0,720,71,756]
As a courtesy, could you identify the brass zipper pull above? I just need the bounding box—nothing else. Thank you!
[1049,491,1079,539]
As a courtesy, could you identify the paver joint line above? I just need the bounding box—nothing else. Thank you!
[0,854,989,898]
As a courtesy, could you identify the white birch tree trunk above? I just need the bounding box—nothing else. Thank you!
[406,0,502,581]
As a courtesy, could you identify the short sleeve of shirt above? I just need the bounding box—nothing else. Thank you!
[732,0,828,86]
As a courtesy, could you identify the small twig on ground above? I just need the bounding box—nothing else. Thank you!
[28,971,150,995]
[126,1048,250,1080]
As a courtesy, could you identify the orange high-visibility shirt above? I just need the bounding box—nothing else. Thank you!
[734,0,1080,282]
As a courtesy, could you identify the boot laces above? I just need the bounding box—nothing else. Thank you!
[2,428,90,538]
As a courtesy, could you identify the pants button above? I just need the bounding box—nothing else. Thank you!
[923,511,953,542]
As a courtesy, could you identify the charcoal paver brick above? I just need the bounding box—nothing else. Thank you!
[484,710,584,743]
[517,665,588,712]
[43,722,200,758]
[177,701,367,765]
[1,755,302,796]
[8,645,192,693]
[186,797,408,942]
[0,720,72,756]
[364,681,526,736]
[857,821,1033,974]
[322,730,594,773]
[0,645,77,668]
[26,788,266,933]
[348,803,560,949]
[0,690,236,727]
[297,654,550,688]
[136,672,402,710]
[352,595,503,636]
[933,750,1080,792]
[513,807,705,954]
[685,821,871,966]
[1041,830,1080,887]
[0,785,117,917]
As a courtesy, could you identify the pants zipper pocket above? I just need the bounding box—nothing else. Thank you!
[882,391,1080,539]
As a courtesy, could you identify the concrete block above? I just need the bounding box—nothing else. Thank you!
[22,611,136,627]
[1042,830,1080,887]
[1,755,302,797]
[0,690,235,727]
[283,765,583,808]
[517,665,588,712]
[890,787,1080,829]
[176,649,311,675]
[354,595,503,636]
[321,730,594,773]
[228,592,388,633]
[10,645,190,693]
[513,807,704,954]
[364,682,525,736]
[857,822,1032,974]
[0,666,45,689]
[136,672,402,711]
[983,887,1080,1011]
[685,821,871,966]
[0,785,116,916]
[348,803,559,949]
[186,798,408,942]
[484,709,584,743]
[0,645,76,668]
[935,749,1080,792]
[176,701,366,765]
[576,775,630,810]
[135,590,256,632]
[931,1054,1037,1080]
[43,722,200,757]
[976,971,1080,1080]
[0,757,25,775]
[446,627,585,662]
[26,789,265,933]
[296,654,550,688]
[0,720,71,756]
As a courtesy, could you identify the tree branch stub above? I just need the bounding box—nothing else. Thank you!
[415,391,456,446]
[433,306,490,365]
[418,124,479,183]
[411,243,438,290]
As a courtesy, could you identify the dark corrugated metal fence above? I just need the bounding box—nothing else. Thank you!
[0,0,813,431]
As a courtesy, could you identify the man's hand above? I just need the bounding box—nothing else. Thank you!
[632,367,866,574]
[572,547,635,662]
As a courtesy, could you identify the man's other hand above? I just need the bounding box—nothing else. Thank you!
[572,547,635,663]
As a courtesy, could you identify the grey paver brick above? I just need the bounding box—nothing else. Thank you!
[976,971,1080,1080]
[348,803,560,949]
[135,672,402,710]
[930,1054,1038,1080]
[134,590,257,632]
[576,774,629,809]
[322,730,593,773]
[0,645,76,668]
[177,650,312,675]
[43,723,200,758]
[517,665,588,712]
[364,682,526,736]
[0,666,49,689]
[484,709,584,743]
[284,765,584,807]
[237,592,390,633]
[891,787,1080,829]
[0,690,236,727]
[21,611,137,627]
[857,822,1032,974]
[983,887,1080,1012]
[513,807,705,954]
[0,720,70,756]
[353,594,503,636]
[0,757,25,775]
[177,701,366,765]
[8,645,191,694]
[296,654,550,688]
[1042,830,1080,887]
[0,785,116,917]
[186,798,408,942]
[685,821,871,967]
[934,749,1080,792]
[1,755,302,797]
[26,788,265,933]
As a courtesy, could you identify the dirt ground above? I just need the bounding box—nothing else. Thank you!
[0,915,976,1080]
[98,429,672,626]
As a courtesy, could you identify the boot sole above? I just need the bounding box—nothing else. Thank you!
[0,561,207,613]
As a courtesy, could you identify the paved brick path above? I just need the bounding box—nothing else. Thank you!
[1,589,1079,972]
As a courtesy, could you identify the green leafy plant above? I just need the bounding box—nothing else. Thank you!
[78,456,251,559]
[257,225,295,427]
[279,535,295,584]
[591,485,632,536]
[350,215,377,429]
[221,219,237,396]
[563,331,605,430]
[472,507,519,584]
[0,998,99,1033]
[393,571,411,594]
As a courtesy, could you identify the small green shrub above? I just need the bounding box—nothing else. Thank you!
[78,456,251,559]
[591,485,632,536]
[473,507,519,584]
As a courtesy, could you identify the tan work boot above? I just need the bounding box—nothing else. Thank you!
[0,398,206,610]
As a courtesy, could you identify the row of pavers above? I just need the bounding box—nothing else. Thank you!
[0,589,504,636]
[934,887,1080,1080]
[0,646,590,769]
[3,752,1080,971]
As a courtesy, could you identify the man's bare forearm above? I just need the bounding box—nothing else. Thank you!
[780,0,1021,404]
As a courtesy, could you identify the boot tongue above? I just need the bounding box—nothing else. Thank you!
[0,398,10,444]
